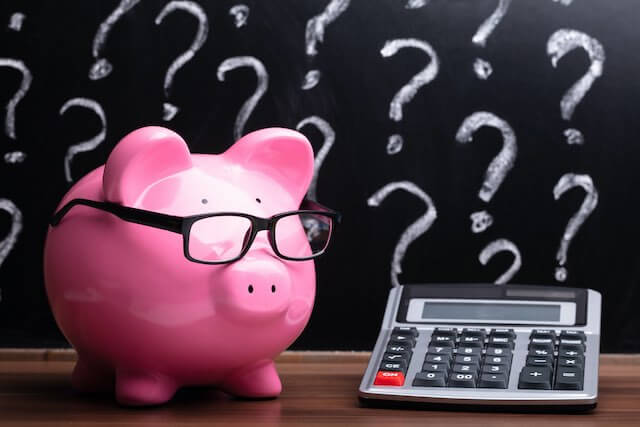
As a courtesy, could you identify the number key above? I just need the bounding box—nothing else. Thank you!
[448,372,477,388]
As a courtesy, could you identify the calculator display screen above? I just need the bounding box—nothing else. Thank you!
[422,302,560,322]
[405,298,577,325]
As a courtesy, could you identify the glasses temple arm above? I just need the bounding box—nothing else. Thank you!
[50,198,183,233]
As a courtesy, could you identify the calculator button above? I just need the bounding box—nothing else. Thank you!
[529,348,553,357]
[413,371,446,387]
[490,328,516,340]
[461,328,486,338]
[452,364,478,374]
[528,338,555,352]
[560,330,586,342]
[526,355,554,368]
[393,326,419,337]
[421,363,450,375]
[558,339,586,352]
[485,355,511,367]
[518,367,552,390]
[454,354,481,367]
[558,348,584,358]
[386,344,411,356]
[382,352,409,364]
[432,327,458,338]
[427,346,454,358]
[380,361,407,373]
[488,336,514,348]
[457,346,482,356]
[554,367,584,390]
[558,356,584,368]
[486,346,512,357]
[459,336,484,347]
[389,333,416,348]
[425,354,451,366]
[478,373,508,389]
[448,372,477,388]
[482,364,509,375]
[374,371,405,386]
[530,329,557,340]
[431,336,455,347]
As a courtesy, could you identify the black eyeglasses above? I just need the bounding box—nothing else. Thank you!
[51,198,341,264]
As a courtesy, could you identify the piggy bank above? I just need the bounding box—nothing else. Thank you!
[44,126,337,406]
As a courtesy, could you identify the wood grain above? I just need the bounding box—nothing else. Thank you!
[0,352,638,426]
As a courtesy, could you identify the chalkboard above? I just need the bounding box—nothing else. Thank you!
[1,0,639,351]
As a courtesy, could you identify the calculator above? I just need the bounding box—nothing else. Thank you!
[358,284,601,410]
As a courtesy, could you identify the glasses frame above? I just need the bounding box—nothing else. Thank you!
[50,198,341,265]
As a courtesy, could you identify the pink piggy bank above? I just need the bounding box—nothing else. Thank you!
[44,126,339,406]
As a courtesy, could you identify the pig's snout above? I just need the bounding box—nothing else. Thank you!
[213,258,292,321]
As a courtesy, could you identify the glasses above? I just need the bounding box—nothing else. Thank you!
[50,198,341,264]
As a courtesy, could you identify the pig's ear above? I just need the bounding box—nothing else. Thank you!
[103,126,192,205]
[224,128,314,203]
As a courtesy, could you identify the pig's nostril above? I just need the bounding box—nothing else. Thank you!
[248,285,254,294]
[271,285,276,293]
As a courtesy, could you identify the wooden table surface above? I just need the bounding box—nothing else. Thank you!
[1,351,639,426]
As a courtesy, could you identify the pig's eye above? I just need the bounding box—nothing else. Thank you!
[201,198,208,205]
[255,198,261,203]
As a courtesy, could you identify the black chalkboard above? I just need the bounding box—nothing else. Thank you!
[1,0,639,351]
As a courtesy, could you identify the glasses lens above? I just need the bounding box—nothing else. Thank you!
[188,215,252,262]
[275,213,333,259]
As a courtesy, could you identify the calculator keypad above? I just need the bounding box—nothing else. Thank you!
[518,329,586,390]
[375,327,588,392]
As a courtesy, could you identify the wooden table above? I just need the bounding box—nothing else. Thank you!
[1,351,639,426]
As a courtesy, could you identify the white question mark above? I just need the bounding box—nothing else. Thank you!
[471,0,512,80]
[368,181,438,288]
[0,199,23,302]
[8,13,26,31]
[302,0,351,90]
[455,111,517,233]
[380,38,439,155]
[155,1,209,121]
[479,238,522,285]
[59,98,107,183]
[217,56,269,141]
[296,116,335,201]
[89,0,141,80]
[553,173,598,282]
[229,4,249,28]
[547,29,605,145]
[0,58,31,164]
[405,0,430,9]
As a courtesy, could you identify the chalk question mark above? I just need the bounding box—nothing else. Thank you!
[0,199,23,302]
[155,1,209,121]
[547,29,605,145]
[0,58,31,164]
[405,0,430,9]
[456,111,517,233]
[479,238,522,285]
[8,13,26,31]
[471,0,512,80]
[380,38,439,155]
[368,181,437,288]
[89,0,141,80]
[553,173,598,282]
[296,116,335,201]
[302,0,351,90]
[229,4,249,28]
[59,98,107,183]
[217,56,269,141]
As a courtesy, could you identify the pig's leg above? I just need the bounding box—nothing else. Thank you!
[71,357,114,392]
[221,359,282,398]
[115,370,178,406]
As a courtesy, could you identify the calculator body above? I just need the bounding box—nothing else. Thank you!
[358,284,600,410]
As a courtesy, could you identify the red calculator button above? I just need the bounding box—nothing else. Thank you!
[374,371,405,386]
